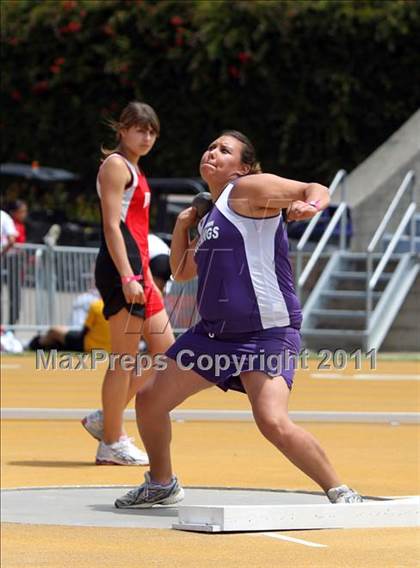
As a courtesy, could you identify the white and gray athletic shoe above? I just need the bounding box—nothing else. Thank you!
[327,485,363,503]
[115,472,185,508]
[96,438,149,466]
[81,409,103,441]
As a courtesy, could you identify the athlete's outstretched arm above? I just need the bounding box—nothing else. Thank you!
[170,207,198,282]
[236,174,329,213]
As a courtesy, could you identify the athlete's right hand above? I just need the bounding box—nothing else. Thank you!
[176,207,198,229]
[122,280,145,305]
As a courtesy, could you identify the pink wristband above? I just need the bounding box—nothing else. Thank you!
[307,199,321,211]
[121,274,143,285]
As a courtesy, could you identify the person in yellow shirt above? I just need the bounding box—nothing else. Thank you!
[28,299,111,353]
[82,300,111,352]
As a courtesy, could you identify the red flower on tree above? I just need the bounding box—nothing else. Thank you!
[170,16,184,27]
[228,65,241,79]
[60,21,81,34]
[63,0,77,10]
[102,24,115,36]
[67,21,81,33]
[238,51,252,64]
[32,81,49,94]
[11,90,22,102]
[118,63,130,73]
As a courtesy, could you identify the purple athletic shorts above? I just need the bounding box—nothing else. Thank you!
[166,321,301,394]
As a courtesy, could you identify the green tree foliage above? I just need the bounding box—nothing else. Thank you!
[1,0,419,190]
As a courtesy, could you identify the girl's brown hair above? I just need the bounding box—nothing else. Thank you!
[102,101,160,156]
[221,130,262,174]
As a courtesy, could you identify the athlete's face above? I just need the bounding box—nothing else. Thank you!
[120,124,157,157]
[200,135,250,186]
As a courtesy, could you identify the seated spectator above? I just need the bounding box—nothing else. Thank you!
[148,233,171,293]
[7,200,28,244]
[68,288,101,328]
[28,299,111,353]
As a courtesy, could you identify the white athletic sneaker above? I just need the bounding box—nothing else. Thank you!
[327,485,363,503]
[119,437,149,465]
[96,437,149,466]
[81,409,103,441]
[115,471,184,508]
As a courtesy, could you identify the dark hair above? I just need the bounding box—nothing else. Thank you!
[221,130,262,174]
[102,101,160,156]
[7,199,27,213]
[149,254,171,283]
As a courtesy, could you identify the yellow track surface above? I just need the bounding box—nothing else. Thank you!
[2,356,419,411]
[1,355,419,567]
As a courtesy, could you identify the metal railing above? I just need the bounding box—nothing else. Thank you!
[164,278,199,334]
[366,170,417,326]
[1,243,199,334]
[1,243,98,331]
[295,169,347,300]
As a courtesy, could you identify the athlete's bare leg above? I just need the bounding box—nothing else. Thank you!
[102,309,142,444]
[125,308,174,402]
[135,359,211,484]
[241,371,341,492]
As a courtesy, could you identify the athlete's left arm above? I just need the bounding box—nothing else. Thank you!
[236,174,329,213]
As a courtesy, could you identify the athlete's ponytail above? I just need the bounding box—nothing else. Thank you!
[221,130,262,175]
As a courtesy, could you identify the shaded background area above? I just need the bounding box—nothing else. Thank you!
[1,0,419,232]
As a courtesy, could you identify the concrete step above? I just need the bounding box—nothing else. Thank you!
[338,257,399,274]
[339,252,402,261]
[311,309,366,319]
[301,328,367,350]
[331,271,392,282]
[302,328,367,337]
[320,290,381,299]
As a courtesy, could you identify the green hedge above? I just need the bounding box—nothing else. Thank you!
[1,0,419,205]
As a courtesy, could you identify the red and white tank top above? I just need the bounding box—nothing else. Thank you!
[97,153,151,276]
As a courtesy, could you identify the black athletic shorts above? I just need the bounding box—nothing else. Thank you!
[95,244,146,320]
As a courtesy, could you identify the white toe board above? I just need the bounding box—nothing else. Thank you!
[173,497,420,533]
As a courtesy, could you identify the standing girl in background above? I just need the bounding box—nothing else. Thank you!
[82,102,174,465]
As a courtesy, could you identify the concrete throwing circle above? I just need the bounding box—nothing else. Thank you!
[1,486,331,529]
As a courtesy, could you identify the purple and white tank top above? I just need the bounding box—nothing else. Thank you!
[194,181,302,334]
